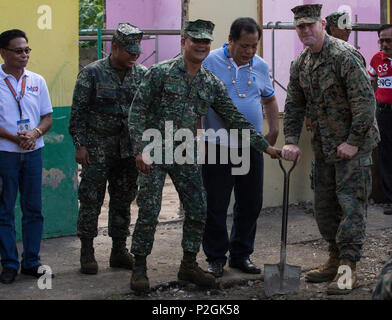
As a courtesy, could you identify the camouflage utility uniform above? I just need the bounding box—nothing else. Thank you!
[129,55,269,257]
[69,56,147,238]
[373,255,392,300]
[284,34,379,262]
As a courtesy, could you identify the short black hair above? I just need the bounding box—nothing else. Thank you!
[378,24,392,37]
[230,17,261,41]
[0,29,28,49]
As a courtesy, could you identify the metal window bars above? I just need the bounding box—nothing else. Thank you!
[263,18,380,91]
[79,28,181,64]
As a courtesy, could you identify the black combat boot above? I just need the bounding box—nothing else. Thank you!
[130,255,149,292]
[80,238,98,274]
[110,238,134,269]
[178,251,216,288]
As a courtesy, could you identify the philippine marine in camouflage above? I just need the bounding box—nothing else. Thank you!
[281,4,379,295]
[128,19,281,292]
[69,23,147,275]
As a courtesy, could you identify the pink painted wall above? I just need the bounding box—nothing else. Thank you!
[106,0,181,68]
[263,0,381,111]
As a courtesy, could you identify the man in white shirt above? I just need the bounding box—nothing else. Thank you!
[0,29,53,284]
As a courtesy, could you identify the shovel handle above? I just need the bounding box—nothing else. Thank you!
[278,158,297,266]
[278,158,297,176]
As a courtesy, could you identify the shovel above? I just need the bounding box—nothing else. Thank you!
[264,159,301,297]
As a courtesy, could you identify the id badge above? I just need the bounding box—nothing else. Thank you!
[17,119,30,133]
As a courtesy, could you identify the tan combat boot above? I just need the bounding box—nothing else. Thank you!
[327,258,358,295]
[130,255,150,292]
[305,249,340,283]
[177,251,216,288]
[109,238,134,270]
[80,238,98,275]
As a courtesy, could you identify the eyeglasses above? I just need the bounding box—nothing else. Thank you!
[189,38,211,45]
[378,38,392,44]
[3,47,32,55]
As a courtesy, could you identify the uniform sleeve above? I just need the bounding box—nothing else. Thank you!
[283,60,307,145]
[68,69,94,146]
[211,79,269,153]
[340,53,377,147]
[128,66,163,155]
[39,76,53,116]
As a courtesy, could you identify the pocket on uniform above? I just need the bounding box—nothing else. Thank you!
[357,155,372,202]
[196,90,213,116]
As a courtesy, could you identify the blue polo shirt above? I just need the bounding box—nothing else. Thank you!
[202,43,274,147]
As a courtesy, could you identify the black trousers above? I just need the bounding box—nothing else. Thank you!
[202,143,264,264]
[376,101,392,203]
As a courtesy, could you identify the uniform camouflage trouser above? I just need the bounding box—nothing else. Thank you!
[77,156,138,238]
[313,152,372,262]
[372,254,392,300]
[131,163,206,256]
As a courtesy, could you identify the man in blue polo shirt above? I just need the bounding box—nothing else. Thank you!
[202,17,279,277]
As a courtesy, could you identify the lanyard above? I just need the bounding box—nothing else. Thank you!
[4,75,27,119]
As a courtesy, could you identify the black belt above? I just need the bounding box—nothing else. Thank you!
[377,101,392,109]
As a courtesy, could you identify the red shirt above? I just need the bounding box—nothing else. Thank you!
[368,50,392,104]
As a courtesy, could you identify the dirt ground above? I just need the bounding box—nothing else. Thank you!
[116,218,391,301]
[120,229,392,301]
[1,176,391,302]
[101,177,392,301]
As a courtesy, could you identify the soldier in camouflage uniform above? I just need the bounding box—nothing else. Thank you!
[306,12,352,191]
[69,23,147,275]
[325,12,352,42]
[281,4,379,295]
[128,19,281,292]
[372,254,392,300]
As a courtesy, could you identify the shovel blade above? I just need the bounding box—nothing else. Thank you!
[264,263,301,297]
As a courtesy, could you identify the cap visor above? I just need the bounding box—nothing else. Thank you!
[186,31,213,41]
[125,44,142,54]
[294,17,319,27]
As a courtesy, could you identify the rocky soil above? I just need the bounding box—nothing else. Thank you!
[112,203,392,301]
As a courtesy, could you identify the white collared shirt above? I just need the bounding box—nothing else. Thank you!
[0,65,53,152]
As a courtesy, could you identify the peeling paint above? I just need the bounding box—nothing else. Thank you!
[42,168,66,189]
[43,132,65,144]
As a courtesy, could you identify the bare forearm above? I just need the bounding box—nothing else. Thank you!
[0,126,19,144]
[263,97,279,134]
[37,113,53,135]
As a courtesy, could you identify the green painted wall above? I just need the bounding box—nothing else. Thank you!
[15,107,78,241]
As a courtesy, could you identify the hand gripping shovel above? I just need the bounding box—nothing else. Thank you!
[264,159,301,297]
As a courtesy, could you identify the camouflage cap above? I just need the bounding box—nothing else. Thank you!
[113,23,143,54]
[291,4,322,27]
[184,19,215,40]
[326,12,352,29]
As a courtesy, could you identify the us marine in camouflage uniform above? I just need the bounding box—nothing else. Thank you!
[306,11,353,189]
[128,19,281,292]
[69,23,147,275]
[281,4,379,295]
[372,254,392,300]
